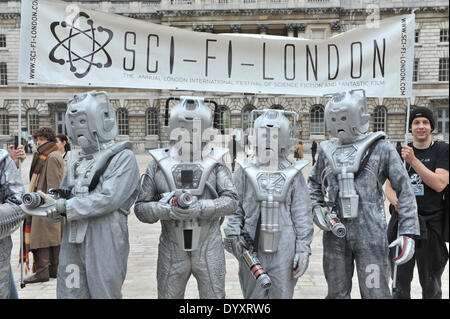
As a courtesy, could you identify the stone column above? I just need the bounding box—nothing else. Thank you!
[258,24,268,35]
[295,23,306,38]
[286,23,295,37]
[230,24,241,33]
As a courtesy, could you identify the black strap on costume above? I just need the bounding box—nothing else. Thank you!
[253,212,262,253]
[88,154,115,192]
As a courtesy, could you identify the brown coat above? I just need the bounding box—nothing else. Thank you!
[295,144,304,159]
[30,150,65,249]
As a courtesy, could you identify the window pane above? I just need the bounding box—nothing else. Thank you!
[146,108,159,135]
[0,63,7,85]
[310,105,325,135]
[413,59,419,82]
[117,108,129,135]
[439,58,449,81]
[373,106,386,132]
[242,106,255,132]
[0,109,9,135]
[440,29,449,42]
[28,109,39,136]
[310,29,325,40]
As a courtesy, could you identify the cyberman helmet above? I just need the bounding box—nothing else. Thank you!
[324,89,370,144]
[165,96,216,145]
[66,91,117,152]
[251,109,298,161]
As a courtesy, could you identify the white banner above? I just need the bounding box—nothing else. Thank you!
[19,0,415,97]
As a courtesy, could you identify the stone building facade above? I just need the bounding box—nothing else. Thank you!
[0,0,448,152]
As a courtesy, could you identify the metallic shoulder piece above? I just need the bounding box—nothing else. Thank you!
[148,147,226,197]
[241,160,308,253]
[321,131,386,175]
[67,141,133,198]
[320,131,386,219]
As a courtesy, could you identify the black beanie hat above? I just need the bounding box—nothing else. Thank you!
[409,107,435,131]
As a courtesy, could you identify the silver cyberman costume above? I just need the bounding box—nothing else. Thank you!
[21,91,140,298]
[224,109,314,299]
[134,96,238,299]
[0,150,25,299]
[308,90,420,299]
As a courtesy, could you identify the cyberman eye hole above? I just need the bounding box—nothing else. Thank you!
[331,118,336,122]
[341,116,347,121]
[80,119,86,125]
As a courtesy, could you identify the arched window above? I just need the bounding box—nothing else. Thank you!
[270,104,284,110]
[310,105,325,135]
[0,108,9,135]
[214,105,230,134]
[27,108,39,136]
[146,108,159,135]
[373,106,387,132]
[117,108,129,135]
[242,105,255,132]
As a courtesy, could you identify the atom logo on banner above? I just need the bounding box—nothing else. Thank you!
[49,12,113,79]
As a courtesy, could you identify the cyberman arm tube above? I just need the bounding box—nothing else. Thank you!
[308,151,328,213]
[1,155,25,206]
[0,203,25,240]
[382,142,420,237]
[197,163,239,220]
[65,150,140,222]
[312,205,346,238]
[223,168,246,237]
[134,162,174,223]
[290,171,314,255]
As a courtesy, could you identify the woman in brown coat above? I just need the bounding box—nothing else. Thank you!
[24,127,65,284]
[295,141,304,161]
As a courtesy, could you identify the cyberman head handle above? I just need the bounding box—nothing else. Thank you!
[66,91,117,153]
[324,89,370,145]
[249,109,298,161]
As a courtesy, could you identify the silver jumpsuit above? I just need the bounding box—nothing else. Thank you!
[0,150,25,299]
[135,155,238,298]
[225,160,313,298]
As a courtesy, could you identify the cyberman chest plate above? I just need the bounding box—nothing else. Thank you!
[321,131,385,175]
[149,148,228,196]
[149,147,228,252]
[320,132,385,219]
[239,159,308,253]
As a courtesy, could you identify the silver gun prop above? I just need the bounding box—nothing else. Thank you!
[239,232,272,289]
[170,190,202,252]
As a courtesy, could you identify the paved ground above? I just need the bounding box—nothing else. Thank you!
[10,152,449,299]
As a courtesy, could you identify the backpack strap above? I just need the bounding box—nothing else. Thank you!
[88,154,115,192]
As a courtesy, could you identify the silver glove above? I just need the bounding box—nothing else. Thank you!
[292,251,310,278]
[223,235,243,259]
